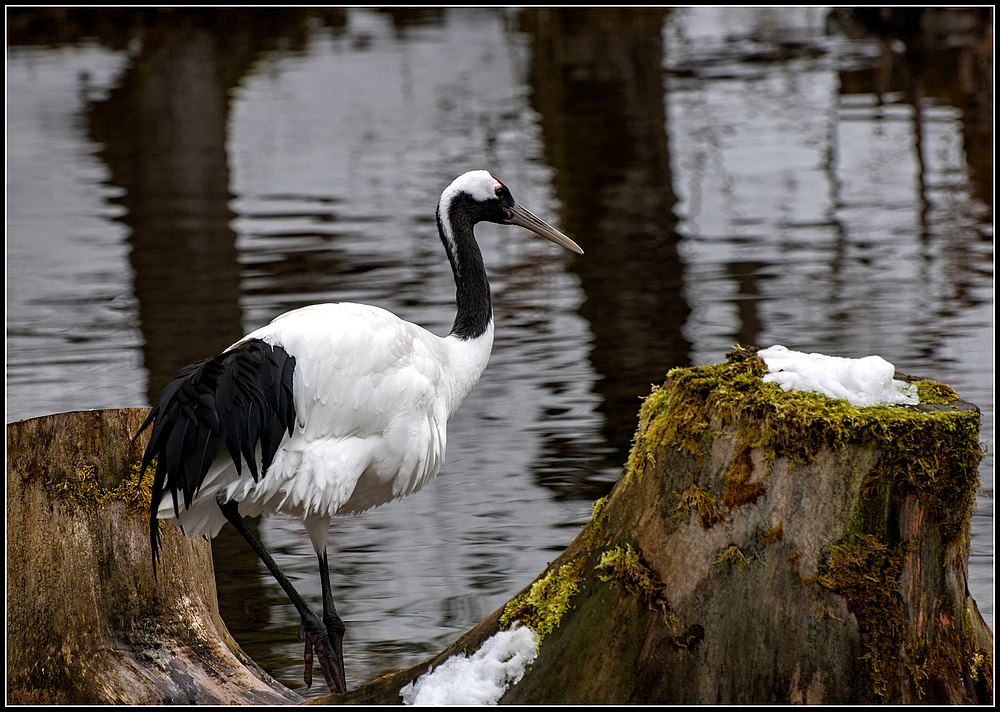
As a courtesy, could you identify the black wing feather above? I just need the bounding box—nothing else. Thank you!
[135,339,296,571]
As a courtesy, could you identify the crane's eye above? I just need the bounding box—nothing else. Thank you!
[495,184,513,206]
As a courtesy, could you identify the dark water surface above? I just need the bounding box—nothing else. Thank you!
[7,7,992,696]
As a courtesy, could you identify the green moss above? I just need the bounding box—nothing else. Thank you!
[596,545,669,621]
[596,545,663,599]
[584,496,610,554]
[591,495,609,516]
[51,465,103,513]
[969,643,993,699]
[500,557,587,640]
[673,484,724,529]
[955,603,994,702]
[50,460,154,521]
[904,637,931,699]
[914,379,959,405]
[713,545,762,574]
[629,346,982,543]
[817,534,906,701]
[108,460,156,518]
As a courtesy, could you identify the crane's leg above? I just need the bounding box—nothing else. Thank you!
[317,550,347,687]
[217,499,346,694]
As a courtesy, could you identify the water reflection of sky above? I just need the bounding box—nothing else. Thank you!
[6,7,993,696]
[7,45,141,419]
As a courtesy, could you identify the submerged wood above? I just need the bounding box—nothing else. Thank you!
[316,349,994,705]
[6,408,300,705]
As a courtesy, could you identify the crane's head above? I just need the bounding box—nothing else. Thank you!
[438,170,583,254]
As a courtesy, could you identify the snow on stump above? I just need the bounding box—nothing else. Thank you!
[6,408,300,705]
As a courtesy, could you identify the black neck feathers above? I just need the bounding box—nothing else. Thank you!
[437,193,494,340]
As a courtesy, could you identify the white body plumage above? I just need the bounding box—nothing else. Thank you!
[158,302,494,551]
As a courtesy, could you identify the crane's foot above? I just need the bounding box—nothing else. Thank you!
[298,613,346,694]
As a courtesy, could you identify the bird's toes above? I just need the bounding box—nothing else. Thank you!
[302,636,315,689]
[323,616,347,692]
[300,616,345,694]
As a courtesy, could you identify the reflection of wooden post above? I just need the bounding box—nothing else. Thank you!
[522,8,692,460]
[322,349,993,705]
[6,409,300,705]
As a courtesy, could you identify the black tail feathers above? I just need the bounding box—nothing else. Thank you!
[135,339,296,572]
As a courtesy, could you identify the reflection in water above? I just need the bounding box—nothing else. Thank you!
[6,44,141,420]
[524,8,692,467]
[85,9,347,397]
[831,7,994,212]
[6,7,993,698]
[89,20,242,397]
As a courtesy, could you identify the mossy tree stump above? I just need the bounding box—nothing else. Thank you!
[6,408,300,705]
[319,347,993,705]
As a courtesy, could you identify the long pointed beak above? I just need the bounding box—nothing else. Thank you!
[506,203,584,254]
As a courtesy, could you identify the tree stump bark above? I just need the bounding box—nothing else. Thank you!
[317,348,994,705]
[6,408,300,705]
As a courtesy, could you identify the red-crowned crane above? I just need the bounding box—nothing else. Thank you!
[136,170,583,694]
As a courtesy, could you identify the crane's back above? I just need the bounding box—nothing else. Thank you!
[153,301,494,536]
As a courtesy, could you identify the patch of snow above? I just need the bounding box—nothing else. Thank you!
[400,626,539,705]
[759,345,918,407]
